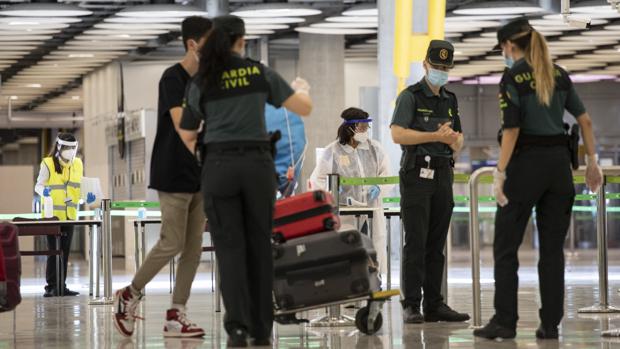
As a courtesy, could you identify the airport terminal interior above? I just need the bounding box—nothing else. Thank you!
[2,0,620,348]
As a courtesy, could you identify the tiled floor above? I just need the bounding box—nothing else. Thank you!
[4,249,620,348]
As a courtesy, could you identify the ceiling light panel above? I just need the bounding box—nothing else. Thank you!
[0,30,60,36]
[246,24,289,30]
[104,17,184,24]
[453,1,543,15]
[75,35,158,41]
[342,5,377,17]
[94,23,179,31]
[84,29,168,36]
[311,22,377,29]
[544,13,620,20]
[446,15,518,22]
[0,23,68,30]
[530,18,608,26]
[244,17,305,24]
[233,4,322,18]
[117,4,207,18]
[295,27,377,35]
[0,4,92,17]
[326,16,378,23]
[0,35,52,41]
[66,40,145,46]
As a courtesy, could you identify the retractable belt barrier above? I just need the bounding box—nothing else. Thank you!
[3,173,619,311]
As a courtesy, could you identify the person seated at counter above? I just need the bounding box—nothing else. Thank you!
[309,107,391,277]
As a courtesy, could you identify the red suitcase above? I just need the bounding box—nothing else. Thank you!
[0,223,21,312]
[273,190,340,243]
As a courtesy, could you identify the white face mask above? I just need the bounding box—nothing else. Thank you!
[60,149,76,162]
[353,131,369,143]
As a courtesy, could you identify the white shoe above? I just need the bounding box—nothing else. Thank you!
[163,308,205,338]
[113,287,143,337]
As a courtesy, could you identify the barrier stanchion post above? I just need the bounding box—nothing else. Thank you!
[579,177,620,313]
[310,174,355,327]
[386,216,391,290]
[89,208,101,298]
[468,167,494,328]
[90,199,114,305]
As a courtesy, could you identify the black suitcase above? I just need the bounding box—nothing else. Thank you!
[273,229,380,311]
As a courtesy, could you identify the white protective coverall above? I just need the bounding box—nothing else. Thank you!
[309,139,391,276]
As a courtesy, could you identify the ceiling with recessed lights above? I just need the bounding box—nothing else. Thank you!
[2,0,620,115]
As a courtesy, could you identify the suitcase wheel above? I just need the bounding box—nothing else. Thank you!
[273,232,285,244]
[355,306,383,335]
[340,230,360,245]
[313,190,326,202]
[323,217,335,231]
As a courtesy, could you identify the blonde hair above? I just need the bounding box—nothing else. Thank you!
[511,30,555,106]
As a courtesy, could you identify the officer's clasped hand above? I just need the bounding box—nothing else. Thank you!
[436,122,459,145]
[493,168,509,207]
[585,154,603,193]
[291,77,310,94]
[368,185,381,201]
[86,192,96,204]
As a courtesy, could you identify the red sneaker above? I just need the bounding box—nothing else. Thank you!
[113,287,143,337]
[163,309,205,338]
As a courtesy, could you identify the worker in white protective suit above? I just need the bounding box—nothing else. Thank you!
[309,107,391,278]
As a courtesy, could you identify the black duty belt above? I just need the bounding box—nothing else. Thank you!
[516,134,569,148]
[205,141,271,154]
[414,155,454,169]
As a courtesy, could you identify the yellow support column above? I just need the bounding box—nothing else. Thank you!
[393,0,413,93]
[428,0,447,40]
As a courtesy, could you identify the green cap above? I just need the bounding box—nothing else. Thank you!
[494,18,533,51]
[426,40,454,68]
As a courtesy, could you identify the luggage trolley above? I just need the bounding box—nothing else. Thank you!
[273,289,400,335]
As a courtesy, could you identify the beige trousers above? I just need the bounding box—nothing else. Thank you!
[132,191,205,305]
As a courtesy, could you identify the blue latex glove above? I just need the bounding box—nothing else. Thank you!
[368,185,380,201]
[86,192,96,204]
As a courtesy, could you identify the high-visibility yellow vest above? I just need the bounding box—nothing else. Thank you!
[42,157,83,221]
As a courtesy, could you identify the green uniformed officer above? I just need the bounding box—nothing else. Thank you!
[177,15,313,348]
[474,18,603,340]
[391,40,469,324]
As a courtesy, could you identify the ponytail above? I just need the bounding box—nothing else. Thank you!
[525,31,555,106]
[197,27,242,89]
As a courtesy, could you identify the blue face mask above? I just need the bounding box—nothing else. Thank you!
[427,68,449,87]
[504,56,514,69]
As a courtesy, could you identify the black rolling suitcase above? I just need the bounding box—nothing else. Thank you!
[273,229,380,311]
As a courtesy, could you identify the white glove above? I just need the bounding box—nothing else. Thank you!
[291,77,310,94]
[585,154,603,193]
[493,168,509,207]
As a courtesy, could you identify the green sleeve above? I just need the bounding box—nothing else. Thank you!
[264,66,295,108]
[565,78,586,118]
[390,90,416,128]
[499,73,521,129]
[180,80,204,131]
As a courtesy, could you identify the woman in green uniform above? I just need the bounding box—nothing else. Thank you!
[474,18,603,340]
[178,15,312,348]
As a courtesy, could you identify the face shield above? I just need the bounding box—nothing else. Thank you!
[343,118,372,143]
[56,137,78,164]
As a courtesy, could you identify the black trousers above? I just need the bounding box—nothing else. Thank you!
[202,148,276,339]
[46,225,74,291]
[400,165,454,311]
[491,146,575,330]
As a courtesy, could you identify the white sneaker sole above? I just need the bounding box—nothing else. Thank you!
[163,330,205,338]
[113,316,133,338]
